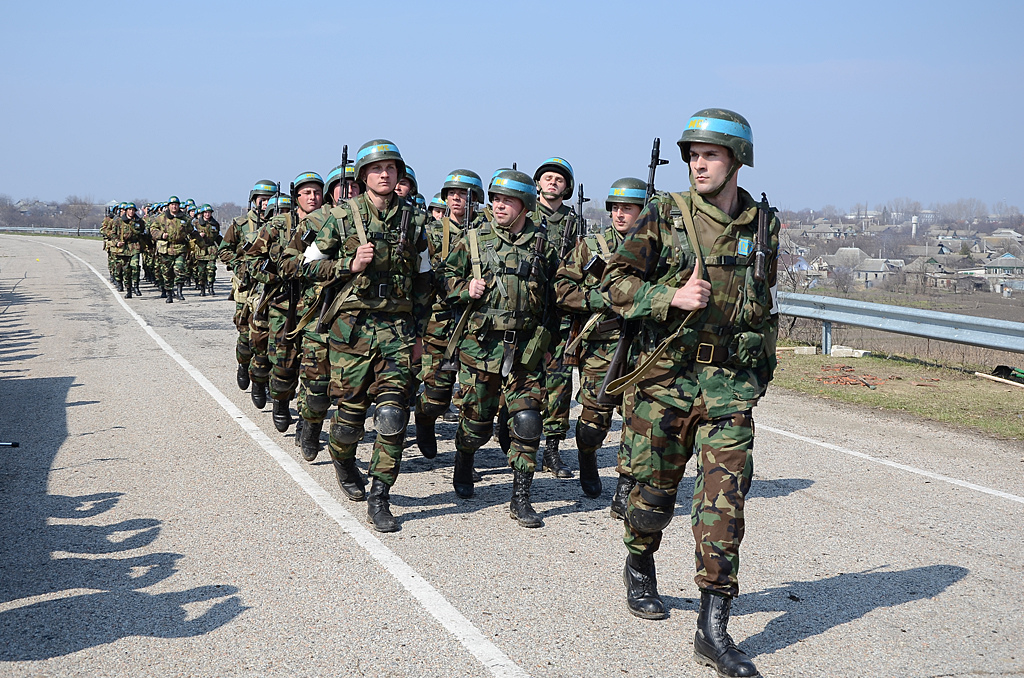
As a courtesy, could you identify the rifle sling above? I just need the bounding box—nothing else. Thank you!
[443,227,483,360]
[604,192,705,397]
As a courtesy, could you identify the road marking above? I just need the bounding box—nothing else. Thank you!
[42,240,529,678]
[759,424,1024,505]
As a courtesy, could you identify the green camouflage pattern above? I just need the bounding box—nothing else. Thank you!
[219,209,263,364]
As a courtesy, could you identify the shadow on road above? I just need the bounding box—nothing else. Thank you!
[0,336,247,659]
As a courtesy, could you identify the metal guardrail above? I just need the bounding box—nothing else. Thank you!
[0,226,100,236]
[778,292,1024,355]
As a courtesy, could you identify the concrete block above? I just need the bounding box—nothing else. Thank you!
[793,346,818,355]
[829,345,871,358]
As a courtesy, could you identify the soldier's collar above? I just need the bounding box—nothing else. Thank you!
[690,187,758,227]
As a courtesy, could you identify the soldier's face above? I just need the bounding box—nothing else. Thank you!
[430,207,444,220]
[169,203,181,215]
[610,203,641,233]
[202,210,212,220]
[491,194,524,227]
[446,188,468,220]
[538,171,566,200]
[126,207,136,218]
[297,185,323,214]
[362,160,398,196]
[689,143,734,195]
[395,178,414,198]
[346,181,361,198]
[256,195,269,210]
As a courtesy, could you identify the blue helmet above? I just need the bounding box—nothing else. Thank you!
[533,157,574,198]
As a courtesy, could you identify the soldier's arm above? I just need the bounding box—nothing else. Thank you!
[217,221,240,265]
[602,198,681,322]
[410,224,433,336]
[444,237,474,304]
[301,211,352,283]
[555,239,603,313]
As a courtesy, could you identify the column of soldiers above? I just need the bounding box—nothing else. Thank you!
[219,109,778,678]
[101,198,223,302]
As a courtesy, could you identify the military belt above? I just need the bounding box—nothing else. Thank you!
[694,342,729,365]
[433,310,455,321]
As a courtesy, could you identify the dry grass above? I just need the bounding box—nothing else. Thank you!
[770,352,1024,440]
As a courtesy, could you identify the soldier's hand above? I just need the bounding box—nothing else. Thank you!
[670,275,712,311]
[468,278,486,299]
[351,243,375,273]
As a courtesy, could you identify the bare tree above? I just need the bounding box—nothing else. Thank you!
[830,266,855,294]
[65,195,94,236]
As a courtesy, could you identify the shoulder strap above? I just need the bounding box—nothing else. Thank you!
[441,217,451,260]
[595,232,612,258]
[467,227,482,280]
[345,198,368,245]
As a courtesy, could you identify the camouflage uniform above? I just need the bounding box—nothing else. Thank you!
[444,215,559,476]
[111,213,146,294]
[101,212,117,282]
[218,208,263,371]
[151,208,192,298]
[294,193,430,489]
[192,216,221,292]
[603,186,779,597]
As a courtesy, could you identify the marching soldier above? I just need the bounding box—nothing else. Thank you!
[219,180,276,391]
[414,169,485,458]
[289,139,431,533]
[112,202,146,298]
[602,109,778,678]
[444,169,559,528]
[532,157,578,478]
[395,165,417,199]
[554,178,648,500]
[150,196,191,303]
[192,204,221,296]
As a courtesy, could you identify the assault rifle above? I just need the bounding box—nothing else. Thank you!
[597,137,668,405]
[284,180,299,335]
[561,184,590,368]
[754,192,776,282]
[440,185,479,372]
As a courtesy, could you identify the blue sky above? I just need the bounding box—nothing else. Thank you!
[1,0,1021,213]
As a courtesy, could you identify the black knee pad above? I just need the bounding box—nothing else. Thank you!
[236,343,254,365]
[626,484,677,534]
[510,409,542,443]
[418,385,452,418]
[457,417,493,451]
[575,419,608,451]
[374,393,409,444]
[305,380,332,417]
[330,408,366,445]
[270,376,296,398]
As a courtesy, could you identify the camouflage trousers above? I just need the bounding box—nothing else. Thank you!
[248,304,271,385]
[457,360,544,472]
[297,333,330,423]
[158,253,187,291]
[542,324,574,439]
[415,339,458,418]
[194,258,216,285]
[113,254,140,289]
[623,390,754,598]
[232,290,252,367]
[326,315,416,487]
[106,250,116,278]
[142,251,156,281]
[575,340,617,451]
[267,305,300,401]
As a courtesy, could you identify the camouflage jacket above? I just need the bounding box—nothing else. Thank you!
[277,205,335,343]
[191,218,222,260]
[217,209,263,272]
[150,209,192,256]
[292,193,432,346]
[444,216,559,373]
[421,211,486,345]
[602,187,780,417]
[109,215,146,255]
[245,211,303,310]
[555,226,625,344]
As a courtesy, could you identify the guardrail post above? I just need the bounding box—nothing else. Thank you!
[822,321,832,356]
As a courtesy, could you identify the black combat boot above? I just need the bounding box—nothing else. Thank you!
[160,288,167,299]
[299,420,322,462]
[236,364,250,391]
[610,474,636,521]
[117,280,124,292]
[333,457,366,501]
[414,414,438,459]
[125,286,132,299]
[200,285,206,297]
[366,477,399,533]
[624,552,667,619]
[250,381,267,409]
[208,282,215,296]
[578,450,602,498]
[694,590,760,677]
[509,468,543,528]
[272,399,293,432]
[293,418,303,447]
[175,283,184,300]
[442,403,460,423]
[133,284,141,296]
[165,288,173,303]
[452,450,475,498]
[542,437,573,478]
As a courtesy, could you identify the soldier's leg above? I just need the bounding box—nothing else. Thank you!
[173,254,187,298]
[233,298,253,389]
[326,344,373,501]
[159,255,175,301]
[268,309,299,432]
[452,362,501,498]
[248,308,271,409]
[540,325,574,478]
[610,387,639,520]
[296,335,330,461]
[114,256,127,293]
[691,409,755,598]
[413,340,456,459]
[574,346,615,498]
[130,253,141,292]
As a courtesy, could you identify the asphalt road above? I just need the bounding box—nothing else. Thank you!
[2,234,1022,678]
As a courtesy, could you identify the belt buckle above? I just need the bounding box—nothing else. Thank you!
[377,283,390,298]
[695,343,715,364]
[503,330,517,345]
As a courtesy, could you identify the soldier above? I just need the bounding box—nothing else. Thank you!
[414,169,484,458]
[602,109,778,678]
[290,139,430,533]
[101,204,120,284]
[150,196,192,303]
[532,157,578,478]
[428,193,445,221]
[192,204,221,296]
[444,169,559,528]
[111,202,146,298]
[140,204,158,285]
[219,180,276,391]
[554,178,647,501]
[395,165,417,199]
[324,163,360,206]
[247,173,323,432]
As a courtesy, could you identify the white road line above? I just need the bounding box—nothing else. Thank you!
[759,424,1024,505]
[41,240,529,678]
